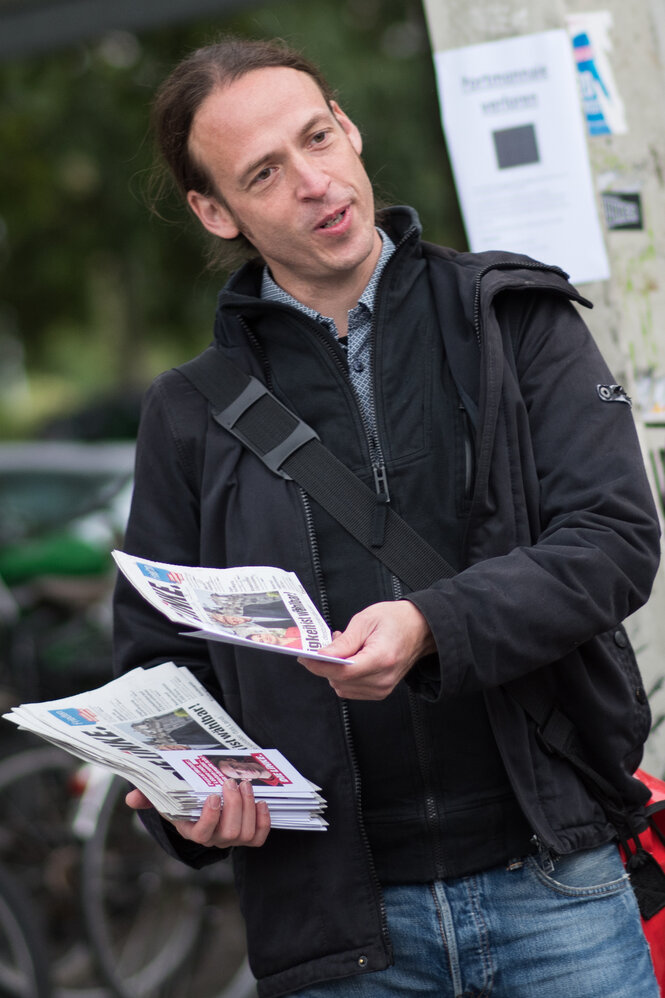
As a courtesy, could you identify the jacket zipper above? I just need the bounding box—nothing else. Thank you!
[300,480,392,957]
[299,489,330,621]
[368,239,449,871]
[298,313,397,573]
[368,225,417,600]
[407,690,448,878]
[296,320,393,951]
[241,315,393,958]
[244,238,469,880]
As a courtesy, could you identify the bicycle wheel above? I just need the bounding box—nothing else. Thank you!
[82,774,254,998]
[0,860,51,998]
[153,857,257,998]
[0,736,111,998]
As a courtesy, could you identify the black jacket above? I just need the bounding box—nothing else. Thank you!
[114,207,660,997]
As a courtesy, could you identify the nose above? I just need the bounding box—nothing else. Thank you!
[293,155,330,200]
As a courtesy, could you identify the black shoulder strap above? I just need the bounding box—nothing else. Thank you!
[177,347,456,593]
[177,345,643,841]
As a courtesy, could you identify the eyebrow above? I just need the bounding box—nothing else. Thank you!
[237,110,335,188]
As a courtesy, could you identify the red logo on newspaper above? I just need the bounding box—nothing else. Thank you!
[78,708,98,723]
[167,572,184,583]
[254,752,291,786]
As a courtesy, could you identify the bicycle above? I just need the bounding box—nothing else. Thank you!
[0,441,256,998]
[77,770,256,998]
[0,858,52,998]
[0,740,107,998]
[0,440,135,997]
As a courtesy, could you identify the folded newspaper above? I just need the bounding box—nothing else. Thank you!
[112,551,351,664]
[3,661,327,830]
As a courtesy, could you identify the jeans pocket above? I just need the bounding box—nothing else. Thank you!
[527,842,630,898]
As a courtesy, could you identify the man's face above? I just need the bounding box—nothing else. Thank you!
[186,67,381,301]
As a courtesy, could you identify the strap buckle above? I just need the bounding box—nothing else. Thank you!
[213,376,320,480]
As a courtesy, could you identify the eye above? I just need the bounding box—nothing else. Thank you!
[252,166,274,185]
[310,129,330,146]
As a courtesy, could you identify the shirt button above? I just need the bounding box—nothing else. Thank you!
[352,359,365,373]
[358,956,368,968]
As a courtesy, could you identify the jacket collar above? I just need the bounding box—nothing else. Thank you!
[212,206,422,346]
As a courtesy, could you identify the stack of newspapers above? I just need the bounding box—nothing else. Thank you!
[3,661,327,831]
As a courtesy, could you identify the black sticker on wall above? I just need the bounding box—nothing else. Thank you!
[601,192,643,231]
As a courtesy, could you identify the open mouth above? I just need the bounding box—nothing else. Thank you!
[318,207,348,230]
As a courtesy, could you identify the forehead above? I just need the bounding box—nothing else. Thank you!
[188,66,332,184]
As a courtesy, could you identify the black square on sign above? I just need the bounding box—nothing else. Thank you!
[493,123,539,169]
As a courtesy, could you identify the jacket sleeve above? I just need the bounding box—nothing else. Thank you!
[407,291,661,699]
[113,370,228,868]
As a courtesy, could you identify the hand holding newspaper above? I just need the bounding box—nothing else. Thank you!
[112,551,351,665]
[3,662,327,830]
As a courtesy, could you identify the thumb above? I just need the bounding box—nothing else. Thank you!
[322,621,366,659]
[126,788,154,810]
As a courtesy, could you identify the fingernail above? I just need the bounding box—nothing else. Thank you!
[240,780,253,796]
[208,794,221,809]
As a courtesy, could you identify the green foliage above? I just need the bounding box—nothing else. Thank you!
[0,0,464,437]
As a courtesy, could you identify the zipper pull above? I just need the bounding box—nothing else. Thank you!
[371,463,390,547]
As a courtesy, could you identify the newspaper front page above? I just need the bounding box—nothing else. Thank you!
[112,552,351,664]
[3,662,327,830]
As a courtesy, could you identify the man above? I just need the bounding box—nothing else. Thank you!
[114,36,661,998]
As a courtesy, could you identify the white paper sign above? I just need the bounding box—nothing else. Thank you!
[433,29,610,284]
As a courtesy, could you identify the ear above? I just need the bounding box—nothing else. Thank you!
[186,190,240,240]
[330,100,363,156]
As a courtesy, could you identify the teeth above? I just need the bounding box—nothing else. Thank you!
[321,210,344,229]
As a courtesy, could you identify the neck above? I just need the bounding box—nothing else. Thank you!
[270,232,383,338]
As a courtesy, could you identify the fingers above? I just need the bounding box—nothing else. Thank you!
[171,780,271,849]
[125,781,271,848]
[300,601,436,701]
[125,788,154,809]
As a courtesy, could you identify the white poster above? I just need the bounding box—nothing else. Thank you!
[433,30,610,284]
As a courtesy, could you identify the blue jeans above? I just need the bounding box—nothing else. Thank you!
[290,844,658,997]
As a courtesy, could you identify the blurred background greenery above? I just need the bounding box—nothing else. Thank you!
[0,0,465,441]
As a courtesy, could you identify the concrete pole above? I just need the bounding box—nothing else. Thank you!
[422,0,665,772]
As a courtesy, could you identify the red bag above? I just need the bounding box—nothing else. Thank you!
[620,769,665,991]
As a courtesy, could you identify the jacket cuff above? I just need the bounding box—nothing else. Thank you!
[403,586,470,701]
[404,650,441,700]
[402,592,446,700]
[138,805,230,869]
